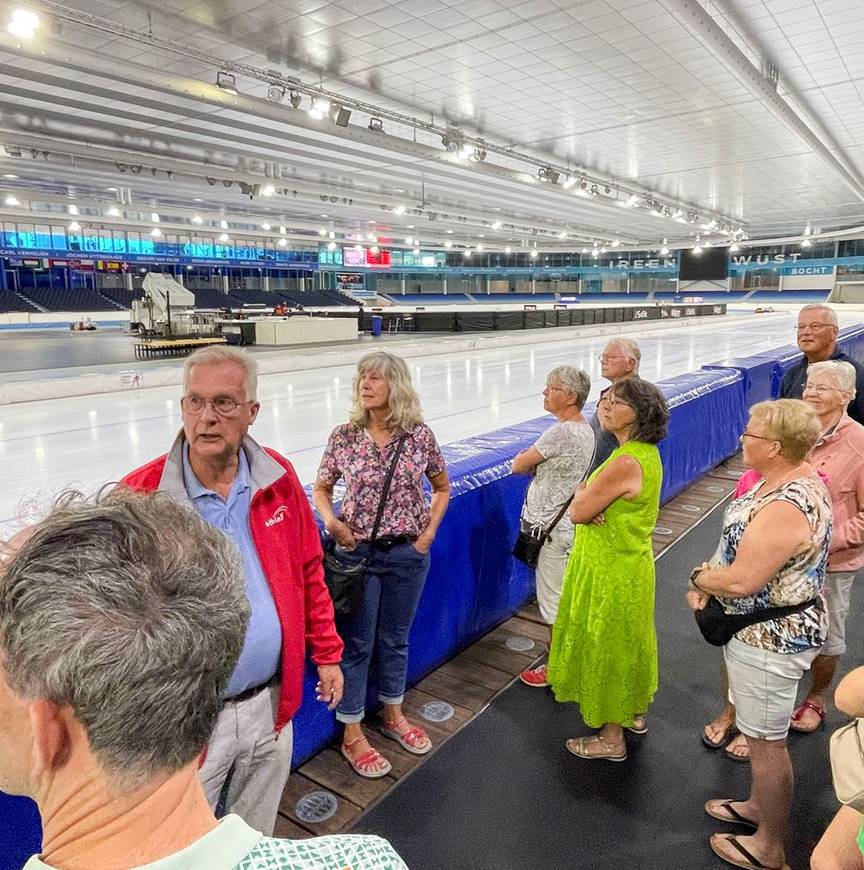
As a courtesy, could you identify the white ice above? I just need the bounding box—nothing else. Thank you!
[0,311,858,534]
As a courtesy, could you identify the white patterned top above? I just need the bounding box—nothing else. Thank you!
[24,815,409,870]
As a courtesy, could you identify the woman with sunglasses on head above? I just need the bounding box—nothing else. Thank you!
[313,351,450,779]
[547,376,669,762]
[687,399,831,870]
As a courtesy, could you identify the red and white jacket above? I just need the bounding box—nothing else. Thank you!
[121,433,343,731]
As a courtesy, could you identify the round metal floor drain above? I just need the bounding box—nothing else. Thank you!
[505,636,535,652]
[295,790,338,823]
[422,701,454,722]
[654,526,673,535]
[707,485,726,493]
[680,504,701,513]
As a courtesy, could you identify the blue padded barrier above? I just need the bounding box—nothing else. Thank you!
[701,355,778,406]
[654,368,747,503]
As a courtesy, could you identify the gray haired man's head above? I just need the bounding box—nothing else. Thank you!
[0,489,249,792]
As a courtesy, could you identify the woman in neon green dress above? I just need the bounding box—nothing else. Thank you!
[547,377,669,762]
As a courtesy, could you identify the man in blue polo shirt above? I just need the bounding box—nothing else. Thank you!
[779,303,864,424]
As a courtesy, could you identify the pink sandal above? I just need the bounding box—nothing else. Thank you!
[341,735,392,778]
[790,699,826,733]
[380,716,432,755]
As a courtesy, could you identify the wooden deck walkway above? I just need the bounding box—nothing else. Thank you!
[274,454,746,839]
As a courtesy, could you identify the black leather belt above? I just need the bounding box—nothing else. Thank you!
[225,675,277,705]
[372,535,416,551]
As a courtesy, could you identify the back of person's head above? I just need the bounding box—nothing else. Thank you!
[749,399,822,462]
[609,377,669,444]
[0,489,249,791]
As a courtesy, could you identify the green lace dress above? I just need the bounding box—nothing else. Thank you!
[547,440,663,728]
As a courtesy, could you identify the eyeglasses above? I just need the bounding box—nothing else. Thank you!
[545,383,566,391]
[796,323,834,332]
[803,384,843,396]
[604,397,633,409]
[181,395,253,416]
[739,431,776,443]
[599,354,626,362]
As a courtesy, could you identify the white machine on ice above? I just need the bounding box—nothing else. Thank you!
[131,273,197,336]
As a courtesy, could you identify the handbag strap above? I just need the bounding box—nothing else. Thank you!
[734,595,820,628]
[369,434,408,544]
[544,495,574,538]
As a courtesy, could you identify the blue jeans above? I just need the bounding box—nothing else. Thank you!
[335,541,431,723]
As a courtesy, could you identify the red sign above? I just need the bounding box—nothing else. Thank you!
[366,248,391,267]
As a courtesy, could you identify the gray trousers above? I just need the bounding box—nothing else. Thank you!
[199,684,294,836]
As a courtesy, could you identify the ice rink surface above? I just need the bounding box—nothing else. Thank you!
[0,311,857,533]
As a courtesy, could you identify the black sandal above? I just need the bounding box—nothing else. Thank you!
[702,721,737,750]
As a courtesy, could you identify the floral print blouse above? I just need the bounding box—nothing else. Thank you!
[317,423,446,540]
[714,473,832,654]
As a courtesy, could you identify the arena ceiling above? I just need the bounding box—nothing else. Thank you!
[0,0,863,254]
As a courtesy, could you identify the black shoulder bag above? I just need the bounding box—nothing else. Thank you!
[322,434,407,621]
[513,496,573,569]
[695,594,820,646]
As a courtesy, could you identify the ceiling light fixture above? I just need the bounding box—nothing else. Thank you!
[289,90,302,109]
[3,195,19,206]
[218,232,230,242]
[660,245,670,255]
[267,85,285,103]
[463,248,471,257]
[220,219,228,229]
[192,214,203,224]
[260,184,275,197]
[558,231,567,239]
[150,227,162,237]
[801,238,811,248]
[562,176,576,190]
[393,204,406,216]
[368,116,384,132]
[216,71,238,94]
[7,8,39,39]
[491,220,502,230]
[68,204,79,215]
[278,237,288,246]
[68,221,80,231]
[530,249,538,258]
[692,244,702,254]
[443,240,452,248]
[106,206,121,217]
[279,225,286,234]
[261,222,271,230]
[412,247,420,255]
[729,243,740,252]
[151,212,160,223]
[308,98,330,120]
[328,103,352,127]
[504,246,512,254]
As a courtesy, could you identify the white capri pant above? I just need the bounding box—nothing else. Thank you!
[822,570,856,657]
[725,637,820,741]
[536,521,574,625]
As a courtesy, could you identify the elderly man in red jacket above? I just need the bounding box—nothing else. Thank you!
[123,345,343,836]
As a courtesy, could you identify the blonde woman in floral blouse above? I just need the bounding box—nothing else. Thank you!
[313,351,450,779]
[688,399,832,870]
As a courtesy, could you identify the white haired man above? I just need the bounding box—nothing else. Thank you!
[588,337,641,473]
[123,346,344,835]
[0,490,407,869]
[779,303,864,424]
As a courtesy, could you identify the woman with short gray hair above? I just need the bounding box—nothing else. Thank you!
[511,365,594,687]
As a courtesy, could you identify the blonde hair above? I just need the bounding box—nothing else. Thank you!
[183,346,258,401]
[749,399,822,462]
[349,351,423,432]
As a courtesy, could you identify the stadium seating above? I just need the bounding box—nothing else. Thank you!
[0,292,40,313]
[18,288,120,312]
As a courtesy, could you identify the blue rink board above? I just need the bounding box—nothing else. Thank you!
[3,327,864,866]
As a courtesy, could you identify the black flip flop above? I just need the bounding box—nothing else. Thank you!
[710,833,789,870]
[702,722,737,750]
[705,799,758,829]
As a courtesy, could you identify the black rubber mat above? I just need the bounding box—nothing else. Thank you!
[352,503,855,869]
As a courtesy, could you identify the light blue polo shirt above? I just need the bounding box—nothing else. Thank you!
[182,444,281,697]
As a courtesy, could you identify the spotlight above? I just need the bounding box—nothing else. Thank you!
[625,194,640,207]
[220,219,228,229]
[318,228,327,236]
[7,8,38,39]
[444,240,452,248]
[393,204,406,216]
[261,222,272,230]
[611,240,620,247]
[530,249,538,258]
[604,185,612,194]
[260,184,275,197]
[150,227,162,237]
[504,246,512,254]
[191,214,203,224]
[457,143,475,160]
[308,99,330,120]
[538,167,560,184]
[106,207,120,217]
[590,184,599,196]
[476,244,484,252]
[151,212,160,223]
[660,245,670,255]
[289,90,302,109]
[562,176,576,190]
[216,71,238,94]
[368,116,384,132]
[278,237,288,247]
[470,147,486,162]
[218,233,230,242]
[3,195,19,206]
[729,243,740,252]
[441,132,460,153]
[558,231,567,239]
[491,220,502,230]
[68,221,80,231]
[405,237,413,245]
[326,241,337,251]
[328,103,352,127]
[413,247,420,255]
[267,85,285,103]
[279,225,286,234]
[692,244,702,254]
[801,238,811,248]
[370,245,379,254]
[68,204,79,215]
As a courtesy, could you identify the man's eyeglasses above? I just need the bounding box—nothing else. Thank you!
[796,323,834,333]
[599,354,626,362]
[181,396,252,416]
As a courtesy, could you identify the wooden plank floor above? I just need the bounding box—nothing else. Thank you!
[275,454,746,838]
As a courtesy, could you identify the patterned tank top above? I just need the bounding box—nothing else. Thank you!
[715,473,832,654]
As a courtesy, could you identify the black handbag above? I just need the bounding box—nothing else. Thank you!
[512,497,573,569]
[322,434,407,621]
[695,594,819,646]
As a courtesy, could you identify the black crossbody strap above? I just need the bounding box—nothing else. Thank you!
[544,496,574,540]
[738,595,820,627]
[369,434,408,544]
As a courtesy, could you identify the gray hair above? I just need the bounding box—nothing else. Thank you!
[183,346,258,401]
[349,351,423,432]
[799,304,838,328]
[547,365,591,409]
[606,337,641,368]
[808,360,857,397]
[0,489,249,791]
